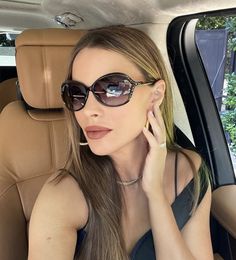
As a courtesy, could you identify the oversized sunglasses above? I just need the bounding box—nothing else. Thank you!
[61,72,156,111]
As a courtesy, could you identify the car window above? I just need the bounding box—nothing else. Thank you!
[0,32,19,66]
[195,16,236,174]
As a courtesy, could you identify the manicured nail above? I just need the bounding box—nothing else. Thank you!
[149,110,154,117]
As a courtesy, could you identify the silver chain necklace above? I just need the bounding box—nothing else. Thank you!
[116,175,143,186]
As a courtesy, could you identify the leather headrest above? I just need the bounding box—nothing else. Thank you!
[15,29,86,109]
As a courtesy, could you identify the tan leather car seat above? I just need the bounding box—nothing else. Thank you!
[0,28,85,260]
[0,77,18,112]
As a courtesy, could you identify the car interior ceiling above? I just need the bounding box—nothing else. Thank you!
[0,1,235,260]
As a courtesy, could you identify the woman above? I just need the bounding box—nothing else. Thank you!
[28,26,213,260]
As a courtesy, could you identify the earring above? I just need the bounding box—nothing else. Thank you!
[80,142,88,146]
[80,129,88,146]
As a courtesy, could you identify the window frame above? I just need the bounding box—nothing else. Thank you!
[167,9,236,188]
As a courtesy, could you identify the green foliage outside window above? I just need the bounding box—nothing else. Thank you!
[221,73,236,153]
[197,16,236,155]
[0,34,15,47]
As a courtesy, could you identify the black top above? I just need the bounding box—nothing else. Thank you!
[75,153,209,259]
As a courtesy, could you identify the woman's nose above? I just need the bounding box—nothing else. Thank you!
[83,91,103,117]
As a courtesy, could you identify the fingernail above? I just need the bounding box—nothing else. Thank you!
[149,110,154,116]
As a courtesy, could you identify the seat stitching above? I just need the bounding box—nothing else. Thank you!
[48,121,56,173]
[0,183,17,198]
[0,173,52,198]
[42,46,50,108]
[16,182,29,221]
[0,183,27,229]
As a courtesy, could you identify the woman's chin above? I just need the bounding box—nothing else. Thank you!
[88,144,112,156]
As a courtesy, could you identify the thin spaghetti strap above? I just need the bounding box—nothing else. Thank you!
[174,152,178,199]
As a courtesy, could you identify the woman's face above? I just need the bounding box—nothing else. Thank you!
[72,47,163,156]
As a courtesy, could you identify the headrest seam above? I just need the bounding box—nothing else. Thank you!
[42,47,49,108]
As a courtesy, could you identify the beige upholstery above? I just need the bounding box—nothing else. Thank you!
[16,29,86,109]
[0,77,18,112]
[0,28,85,260]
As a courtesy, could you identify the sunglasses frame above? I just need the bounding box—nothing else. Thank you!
[61,72,156,111]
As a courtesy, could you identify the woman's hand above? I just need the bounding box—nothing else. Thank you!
[142,103,167,199]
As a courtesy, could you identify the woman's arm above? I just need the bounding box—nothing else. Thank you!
[28,174,88,260]
[142,105,214,260]
[147,156,213,260]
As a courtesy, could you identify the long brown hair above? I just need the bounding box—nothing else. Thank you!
[53,25,210,259]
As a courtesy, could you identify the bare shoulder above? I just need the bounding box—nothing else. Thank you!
[28,173,88,259]
[176,149,202,190]
[32,172,88,229]
[179,148,202,170]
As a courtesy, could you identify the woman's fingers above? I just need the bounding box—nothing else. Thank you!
[147,110,162,140]
[142,126,159,148]
[153,104,166,134]
[145,106,166,145]
[142,105,167,196]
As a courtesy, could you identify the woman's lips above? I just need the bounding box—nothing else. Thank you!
[86,130,111,139]
[85,126,112,140]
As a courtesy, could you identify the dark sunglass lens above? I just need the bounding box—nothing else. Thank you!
[63,83,87,111]
[94,75,132,106]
